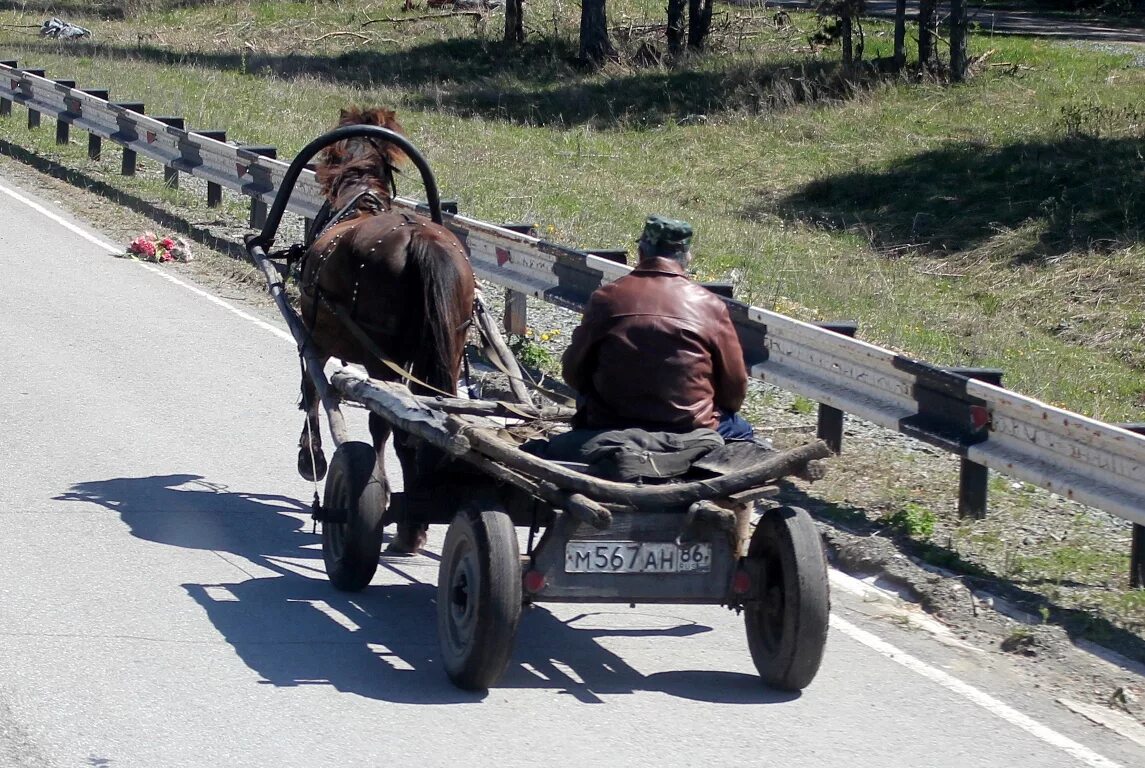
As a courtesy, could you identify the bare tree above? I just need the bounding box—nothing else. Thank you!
[949,0,968,81]
[893,0,906,70]
[505,0,524,43]
[667,0,686,57]
[918,0,937,68]
[686,0,713,50]
[579,0,615,64]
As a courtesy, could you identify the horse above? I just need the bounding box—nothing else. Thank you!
[297,106,475,553]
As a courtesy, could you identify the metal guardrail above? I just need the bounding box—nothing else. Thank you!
[2,60,1142,585]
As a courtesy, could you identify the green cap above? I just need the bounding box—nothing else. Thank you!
[639,215,693,253]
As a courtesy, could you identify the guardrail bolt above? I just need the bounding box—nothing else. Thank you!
[814,321,859,453]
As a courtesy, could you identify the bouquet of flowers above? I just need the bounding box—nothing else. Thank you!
[124,232,193,263]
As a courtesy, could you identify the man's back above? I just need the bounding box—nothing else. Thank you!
[561,256,748,432]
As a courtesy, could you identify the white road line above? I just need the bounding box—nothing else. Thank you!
[831,615,1122,768]
[2,175,1124,768]
[0,177,293,344]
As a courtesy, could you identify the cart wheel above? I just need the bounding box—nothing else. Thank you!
[744,505,830,691]
[322,442,387,592]
[437,500,522,690]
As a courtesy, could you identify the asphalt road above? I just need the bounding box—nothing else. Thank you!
[0,170,1141,768]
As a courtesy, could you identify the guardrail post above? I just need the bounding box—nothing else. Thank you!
[0,60,14,116]
[701,281,735,299]
[154,116,184,187]
[112,102,145,176]
[814,322,859,452]
[1119,423,1145,588]
[947,367,1004,519]
[16,69,44,127]
[190,129,227,206]
[239,144,277,229]
[499,223,537,336]
[51,80,76,143]
[76,89,109,159]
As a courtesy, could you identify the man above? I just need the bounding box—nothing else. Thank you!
[561,215,752,440]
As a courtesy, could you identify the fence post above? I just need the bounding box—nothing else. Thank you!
[946,367,1004,518]
[498,223,537,336]
[814,322,858,453]
[1119,423,1145,588]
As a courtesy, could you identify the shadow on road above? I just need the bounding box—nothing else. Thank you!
[56,474,792,705]
[55,473,315,572]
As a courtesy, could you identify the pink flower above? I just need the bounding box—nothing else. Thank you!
[129,236,156,258]
[160,237,176,250]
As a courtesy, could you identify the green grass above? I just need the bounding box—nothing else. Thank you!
[2,1,1145,423]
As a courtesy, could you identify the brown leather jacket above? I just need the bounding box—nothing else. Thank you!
[561,257,748,431]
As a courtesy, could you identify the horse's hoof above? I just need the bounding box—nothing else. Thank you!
[298,449,328,482]
[385,523,428,555]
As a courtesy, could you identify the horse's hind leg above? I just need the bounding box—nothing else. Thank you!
[385,427,429,555]
[297,374,328,482]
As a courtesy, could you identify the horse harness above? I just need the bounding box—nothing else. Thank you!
[266,186,475,400]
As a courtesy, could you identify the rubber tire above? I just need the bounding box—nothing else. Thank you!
[437,501,522,691]
[321,441,387,592]
[744,505,830,691]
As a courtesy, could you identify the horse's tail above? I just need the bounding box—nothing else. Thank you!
[406,227,474,396]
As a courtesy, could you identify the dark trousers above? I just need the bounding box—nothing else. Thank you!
[717,412,754,441]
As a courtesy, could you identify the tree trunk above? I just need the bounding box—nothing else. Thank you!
[893,0,906,69]
[579,0,615,64]
[918,0,936,68]
[504,0,524,44]
[950,0,968,82]
[667,0,686,57]
[687,0,713,50]
[841,7,853,72]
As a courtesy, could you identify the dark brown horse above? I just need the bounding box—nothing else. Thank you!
[298,106,475,553]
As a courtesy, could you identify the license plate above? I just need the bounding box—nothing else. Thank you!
[564,541,712,574]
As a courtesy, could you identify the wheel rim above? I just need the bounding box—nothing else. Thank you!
[444,540,479,657]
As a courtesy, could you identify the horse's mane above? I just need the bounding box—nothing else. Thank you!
[315,106,408,199]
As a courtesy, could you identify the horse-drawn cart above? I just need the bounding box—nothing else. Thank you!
[244,122,833,693]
